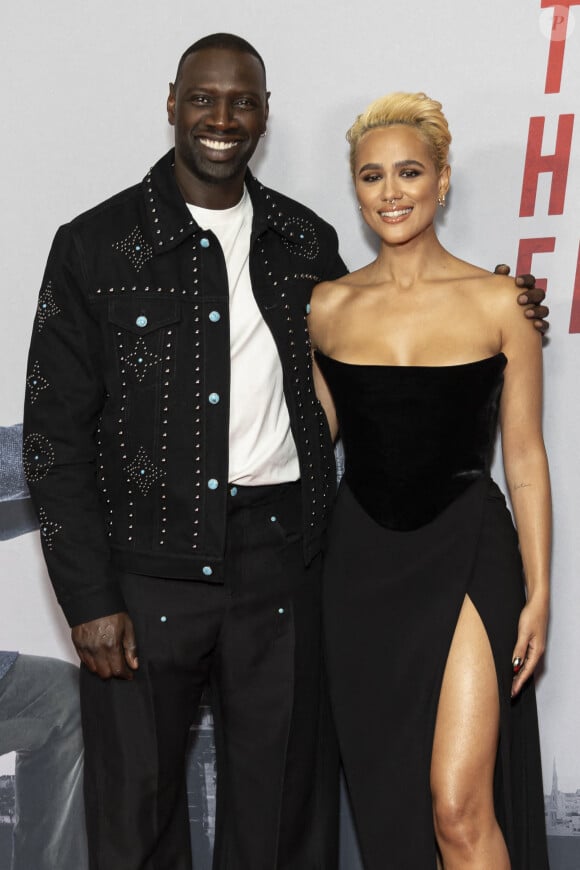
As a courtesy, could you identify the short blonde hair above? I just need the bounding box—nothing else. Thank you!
[347,92,452,176]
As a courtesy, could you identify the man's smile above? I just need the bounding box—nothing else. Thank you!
[198,137,241,151]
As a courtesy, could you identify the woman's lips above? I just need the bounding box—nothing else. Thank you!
[378,207,413,223]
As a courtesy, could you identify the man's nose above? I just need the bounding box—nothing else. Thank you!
[206,99,236,129]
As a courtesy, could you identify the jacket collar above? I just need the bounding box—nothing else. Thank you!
[142,150,301,255]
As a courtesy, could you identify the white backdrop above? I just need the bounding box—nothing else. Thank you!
[1,0,578,858]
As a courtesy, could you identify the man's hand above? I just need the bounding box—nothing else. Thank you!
[494,265,549,335]
[72,612,138,680]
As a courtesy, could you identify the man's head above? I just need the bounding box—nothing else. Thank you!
[173,33,267,90]
[168,34,270,205]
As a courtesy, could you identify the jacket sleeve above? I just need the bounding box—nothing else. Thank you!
[320,224,348,283]
[23,225,127,626]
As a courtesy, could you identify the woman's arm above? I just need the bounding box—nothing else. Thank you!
[311,352,339,441]
[497,278,551,697]
[308,282,339,441]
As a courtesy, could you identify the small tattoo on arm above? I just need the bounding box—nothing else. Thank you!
[514,482,532,491]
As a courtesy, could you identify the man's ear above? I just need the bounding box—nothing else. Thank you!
[263,91,271,130]
[167,83,176,126]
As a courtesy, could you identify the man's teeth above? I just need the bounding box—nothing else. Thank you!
[380,208,412,217]
[199,138,238,151]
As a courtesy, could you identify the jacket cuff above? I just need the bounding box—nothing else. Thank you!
[60,584,128,628]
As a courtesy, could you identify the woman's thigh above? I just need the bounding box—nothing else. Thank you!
[430,594,500,817]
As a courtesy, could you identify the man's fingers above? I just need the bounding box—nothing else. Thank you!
[95,646,134,680]
[524,306,550,334]
[110,651,135,679]
[87,642,132,679]
[514,273,535,289]
[524,306,549,323]
[123,622,139,670]
[524,302,548,316]
[80,649,112,680]
[519,287,546,305]
[519,288,549,333]
[123,646,139,670]
[80,651,99,675]
[71,613,136,680]
[494,264,510,275]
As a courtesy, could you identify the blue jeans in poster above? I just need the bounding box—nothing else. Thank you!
[0,654,88,870]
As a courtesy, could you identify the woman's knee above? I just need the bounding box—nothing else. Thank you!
[432,789,492,852]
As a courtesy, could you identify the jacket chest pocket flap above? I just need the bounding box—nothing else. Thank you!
[108,298,182,335]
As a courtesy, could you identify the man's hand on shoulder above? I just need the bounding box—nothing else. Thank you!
[494,265,549,335]
[72,612,138,680]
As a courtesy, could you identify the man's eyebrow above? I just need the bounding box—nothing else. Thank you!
[180,84,262,96]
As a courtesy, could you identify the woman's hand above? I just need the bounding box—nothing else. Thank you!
[510,597,549,697]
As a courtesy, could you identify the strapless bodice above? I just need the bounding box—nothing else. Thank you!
[315,351,507,530]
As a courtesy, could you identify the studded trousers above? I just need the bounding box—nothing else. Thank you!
[80,481,339,870]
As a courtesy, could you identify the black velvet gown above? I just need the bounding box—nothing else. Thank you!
[315,351,549,870]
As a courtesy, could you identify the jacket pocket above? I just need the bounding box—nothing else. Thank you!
[108,298,182,387]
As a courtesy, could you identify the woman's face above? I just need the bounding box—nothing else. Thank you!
[354,124,449,247]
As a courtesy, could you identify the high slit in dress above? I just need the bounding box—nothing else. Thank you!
[315,350,549,870]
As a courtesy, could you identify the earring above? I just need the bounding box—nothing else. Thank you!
[358,205,362,212]
[437,193,446,208]
[260,131,267,138]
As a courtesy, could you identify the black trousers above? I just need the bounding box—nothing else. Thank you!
[80,482,339,870]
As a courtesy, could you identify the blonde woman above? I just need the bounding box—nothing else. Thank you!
[309,93,550,869]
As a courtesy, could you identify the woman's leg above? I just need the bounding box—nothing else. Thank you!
[430,595,510,869]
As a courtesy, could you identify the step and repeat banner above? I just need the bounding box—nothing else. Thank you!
[0,2,578,868]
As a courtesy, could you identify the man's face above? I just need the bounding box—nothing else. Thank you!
[168,47,269,186]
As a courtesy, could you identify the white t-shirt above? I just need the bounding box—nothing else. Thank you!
[187,190,300,485]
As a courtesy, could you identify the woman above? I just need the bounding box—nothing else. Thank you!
[308,93,550,869]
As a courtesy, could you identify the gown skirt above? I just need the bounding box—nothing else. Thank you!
[316,351,549,869]
[324,477,548,869]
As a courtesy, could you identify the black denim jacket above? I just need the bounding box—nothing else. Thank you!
[23,150,346,626]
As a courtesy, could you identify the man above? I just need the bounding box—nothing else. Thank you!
[23,33,547,870]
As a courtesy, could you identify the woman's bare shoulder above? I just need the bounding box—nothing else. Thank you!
[451,258,518,303]
[465,269,534,345]
[313,263,377,294]
[311,271,363,307]
[470,270,521,308]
